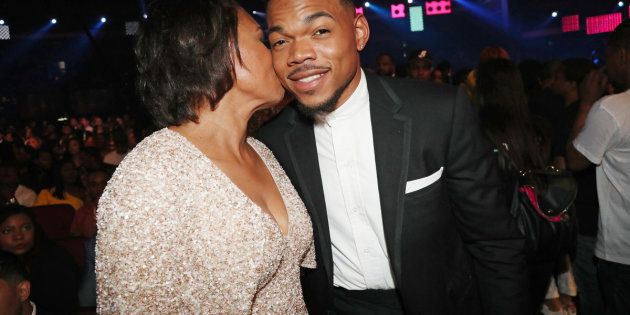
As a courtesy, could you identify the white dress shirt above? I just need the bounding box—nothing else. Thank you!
[314,70,396,290]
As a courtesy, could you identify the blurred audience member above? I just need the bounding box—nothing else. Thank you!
[71,169,108,308]
[33,160,85,210]
[567,21,630,315]
[474,58,556,313]
[407,48,433,81]
[0,204,79,313]
[0,250,34,315]
[376,53,397,77]
[0,164,37,207]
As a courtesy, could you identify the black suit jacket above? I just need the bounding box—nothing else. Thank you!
[257,73,529,315]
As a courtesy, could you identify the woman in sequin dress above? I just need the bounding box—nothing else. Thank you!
[95,1,315,313]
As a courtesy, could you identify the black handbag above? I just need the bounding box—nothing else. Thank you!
[496,145,578,260]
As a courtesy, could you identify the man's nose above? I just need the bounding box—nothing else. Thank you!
[288,38,316,66]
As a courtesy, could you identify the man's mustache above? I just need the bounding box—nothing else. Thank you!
[287,64,330,78]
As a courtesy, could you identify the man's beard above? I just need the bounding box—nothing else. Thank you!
[293,73,355,121]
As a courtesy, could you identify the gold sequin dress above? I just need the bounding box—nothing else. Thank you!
[96,128,315,314]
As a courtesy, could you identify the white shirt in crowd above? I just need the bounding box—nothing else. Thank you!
[573,89,630,265]
[314,70,396,290]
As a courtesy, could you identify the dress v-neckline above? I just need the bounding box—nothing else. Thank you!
[167,128,290,237]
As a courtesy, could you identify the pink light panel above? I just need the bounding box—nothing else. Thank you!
[562,15,580,32]
[391,4,406,18]
[586,13,622,35]
[426,0,452,16]
[356,7,364,15]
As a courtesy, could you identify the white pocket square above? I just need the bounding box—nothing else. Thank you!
[405,167,444,194]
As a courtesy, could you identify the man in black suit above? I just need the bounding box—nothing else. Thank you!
[258,0,529,314]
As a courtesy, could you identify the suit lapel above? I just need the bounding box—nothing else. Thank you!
[283,111,334,283]
[367,74,412,285]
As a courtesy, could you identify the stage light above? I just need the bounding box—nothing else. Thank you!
[551,11,558,18]
[562,15,580,32]
[253,10,257,14]
[356,7,364,15]
[618,1,624,7]
[100,17,107,23]
[391,4,406,18]
[0,19,4,25]
[51,18,58,24]
[409,6,424,32]
[142,14,148,19]
[586,12,622,35]
[408,0,413,3]
[0,25,9,40]
[426,1,452,16]
[365,2,370,8]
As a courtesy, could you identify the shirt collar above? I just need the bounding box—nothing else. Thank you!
[322,69,369,126]
[30,301,36,315]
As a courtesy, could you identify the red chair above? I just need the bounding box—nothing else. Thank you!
[30,205,86,269]
[30,204,75,239]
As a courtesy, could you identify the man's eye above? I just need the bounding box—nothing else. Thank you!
[272,40,287,48]
[314,29,330,36]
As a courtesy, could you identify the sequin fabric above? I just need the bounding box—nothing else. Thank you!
[96,128,315,314]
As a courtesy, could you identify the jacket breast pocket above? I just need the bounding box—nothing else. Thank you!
[405,167,444,199]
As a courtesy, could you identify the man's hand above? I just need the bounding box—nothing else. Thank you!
[578,69,608,109]
[566,69,608,171]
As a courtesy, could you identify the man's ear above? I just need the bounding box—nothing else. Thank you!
[354,13,370,51]
[16,280,30,303]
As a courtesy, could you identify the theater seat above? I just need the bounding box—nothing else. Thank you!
[30,204,86,269]
[30,204,75,239]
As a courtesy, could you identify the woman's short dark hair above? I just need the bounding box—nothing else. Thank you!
[136,0,241,128]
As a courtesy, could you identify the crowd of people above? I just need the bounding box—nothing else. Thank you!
[0,0,628,314]
[0,114,152,313]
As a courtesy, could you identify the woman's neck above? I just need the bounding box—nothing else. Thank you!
[170,98,258,161]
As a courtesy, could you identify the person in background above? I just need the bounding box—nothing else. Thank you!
[376,53,397,77]
[567,21,630,315]
[0,250,35,315]
[33,160,84,210]
[0,164,37,207]
[0,204,79,314]
[407,48,433,81]
[71,169,108,307]
[474,58,555,314]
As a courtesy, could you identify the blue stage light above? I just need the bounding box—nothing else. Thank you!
[365,2,371,7]
[618,1,624,7]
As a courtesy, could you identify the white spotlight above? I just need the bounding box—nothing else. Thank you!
[100,17,107,23]
[142,14,148,19]
[551,11,558,18]
[407,0,413,3]
[0,20,4,25]
[618,1,625,7]
[253,10,257,14]
[51,18,58,24]
[365,2,370,7]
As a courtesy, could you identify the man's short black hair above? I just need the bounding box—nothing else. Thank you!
[608,20,630,51]
[135,0,241,128]
[267,0,355,10]
[0,251,28,284]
